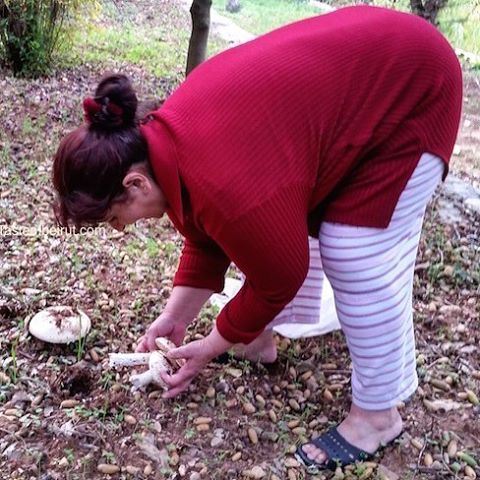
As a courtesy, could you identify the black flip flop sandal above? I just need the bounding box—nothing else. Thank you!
[295,427,372,472]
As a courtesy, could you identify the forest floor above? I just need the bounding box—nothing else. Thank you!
[0,1,479,479]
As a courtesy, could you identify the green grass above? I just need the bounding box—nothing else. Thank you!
[211,0,326,35]
[55,1,192,79]
[212,0,479,64]
[438,0,480,57]
[62,24,188,79]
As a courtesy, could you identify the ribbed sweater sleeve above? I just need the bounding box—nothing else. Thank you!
[173,236,231,293]
[212,185,310,344]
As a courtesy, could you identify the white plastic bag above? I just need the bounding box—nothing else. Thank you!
[209,238,341,339]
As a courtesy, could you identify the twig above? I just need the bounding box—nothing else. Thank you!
[322,369,351,374]
[412,435,428,480]
[440,444,459,479]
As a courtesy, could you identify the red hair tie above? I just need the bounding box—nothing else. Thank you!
[83,97,124,124]
[83,97,102,123]
[106,100,123,116]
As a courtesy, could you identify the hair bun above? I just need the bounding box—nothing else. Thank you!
[87,73,138,131]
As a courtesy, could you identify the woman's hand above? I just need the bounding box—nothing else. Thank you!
[135,286,214,352]
[135,313,188,352]
[160,326,233,399]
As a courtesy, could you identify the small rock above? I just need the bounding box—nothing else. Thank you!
[196,423,210,432]
[439,305,461,315]
[193,416,212,425]
[443,265,454,277]
[231,452,242,461]
[58,457,69,468]
[447,440,458,457]
[287,469,297,480]
[189,472,201,480]
[268,409,277,423]
[323,389,334,401]
[144,464,153,475]
[424,453,433,466]
[125,466,140,474]
[430,379,450,391]
[247,466,266,479]
[226,368,242,378]
[411,438,424,450]
[210,436,223,447]
[97,464,120,474]
[206,386,216,398]
[247,427,258,444]
[466,390,479,406]
[465,465,477,479]
[260,431,279,442]
[124,415,137,425]
[243,402,256,414]
[284,457,299,468]
[60,399,79,409]
[4,409,21,417]
[89,348,100,362]
[288,399,300,411]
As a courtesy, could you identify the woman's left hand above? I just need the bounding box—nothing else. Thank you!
[161,326,233,399]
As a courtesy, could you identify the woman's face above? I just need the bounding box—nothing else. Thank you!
[105,169,167,231]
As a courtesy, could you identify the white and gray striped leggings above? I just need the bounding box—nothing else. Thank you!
[274,152,444,410]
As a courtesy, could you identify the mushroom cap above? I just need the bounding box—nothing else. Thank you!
[154,337,185,369]
[28,306,91,344]
[148,351,172,389]
[154,337,176,352]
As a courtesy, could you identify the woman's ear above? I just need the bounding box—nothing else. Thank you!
[122,171,151,193]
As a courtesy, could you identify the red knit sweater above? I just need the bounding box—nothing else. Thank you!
[140,5,462,344]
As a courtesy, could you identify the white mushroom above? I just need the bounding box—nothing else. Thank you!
[28,306,91,344]
[109,337,184,391]
[108,338,178,368]
[108,352,152,368]
[154,337,184,369]
[130,351,172,390]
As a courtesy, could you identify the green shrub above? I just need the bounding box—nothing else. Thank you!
[0,0,92,77]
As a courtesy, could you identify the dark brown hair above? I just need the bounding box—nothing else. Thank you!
[52,74,157,227]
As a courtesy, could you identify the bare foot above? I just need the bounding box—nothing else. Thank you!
[232,330,277,363]
[301,404,403,466]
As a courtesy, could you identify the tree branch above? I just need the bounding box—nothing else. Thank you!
[186,0,212,76]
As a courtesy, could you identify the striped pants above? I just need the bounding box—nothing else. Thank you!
[272,152,444,410]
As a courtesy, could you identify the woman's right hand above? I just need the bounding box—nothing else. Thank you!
[135,314,189,352]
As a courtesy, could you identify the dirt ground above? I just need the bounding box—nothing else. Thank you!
[0,1,479,479]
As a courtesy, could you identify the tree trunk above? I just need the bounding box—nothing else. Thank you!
[186,0,212,76]
[410,0,448,25]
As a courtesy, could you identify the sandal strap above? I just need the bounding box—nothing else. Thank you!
[300,427,371,470]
